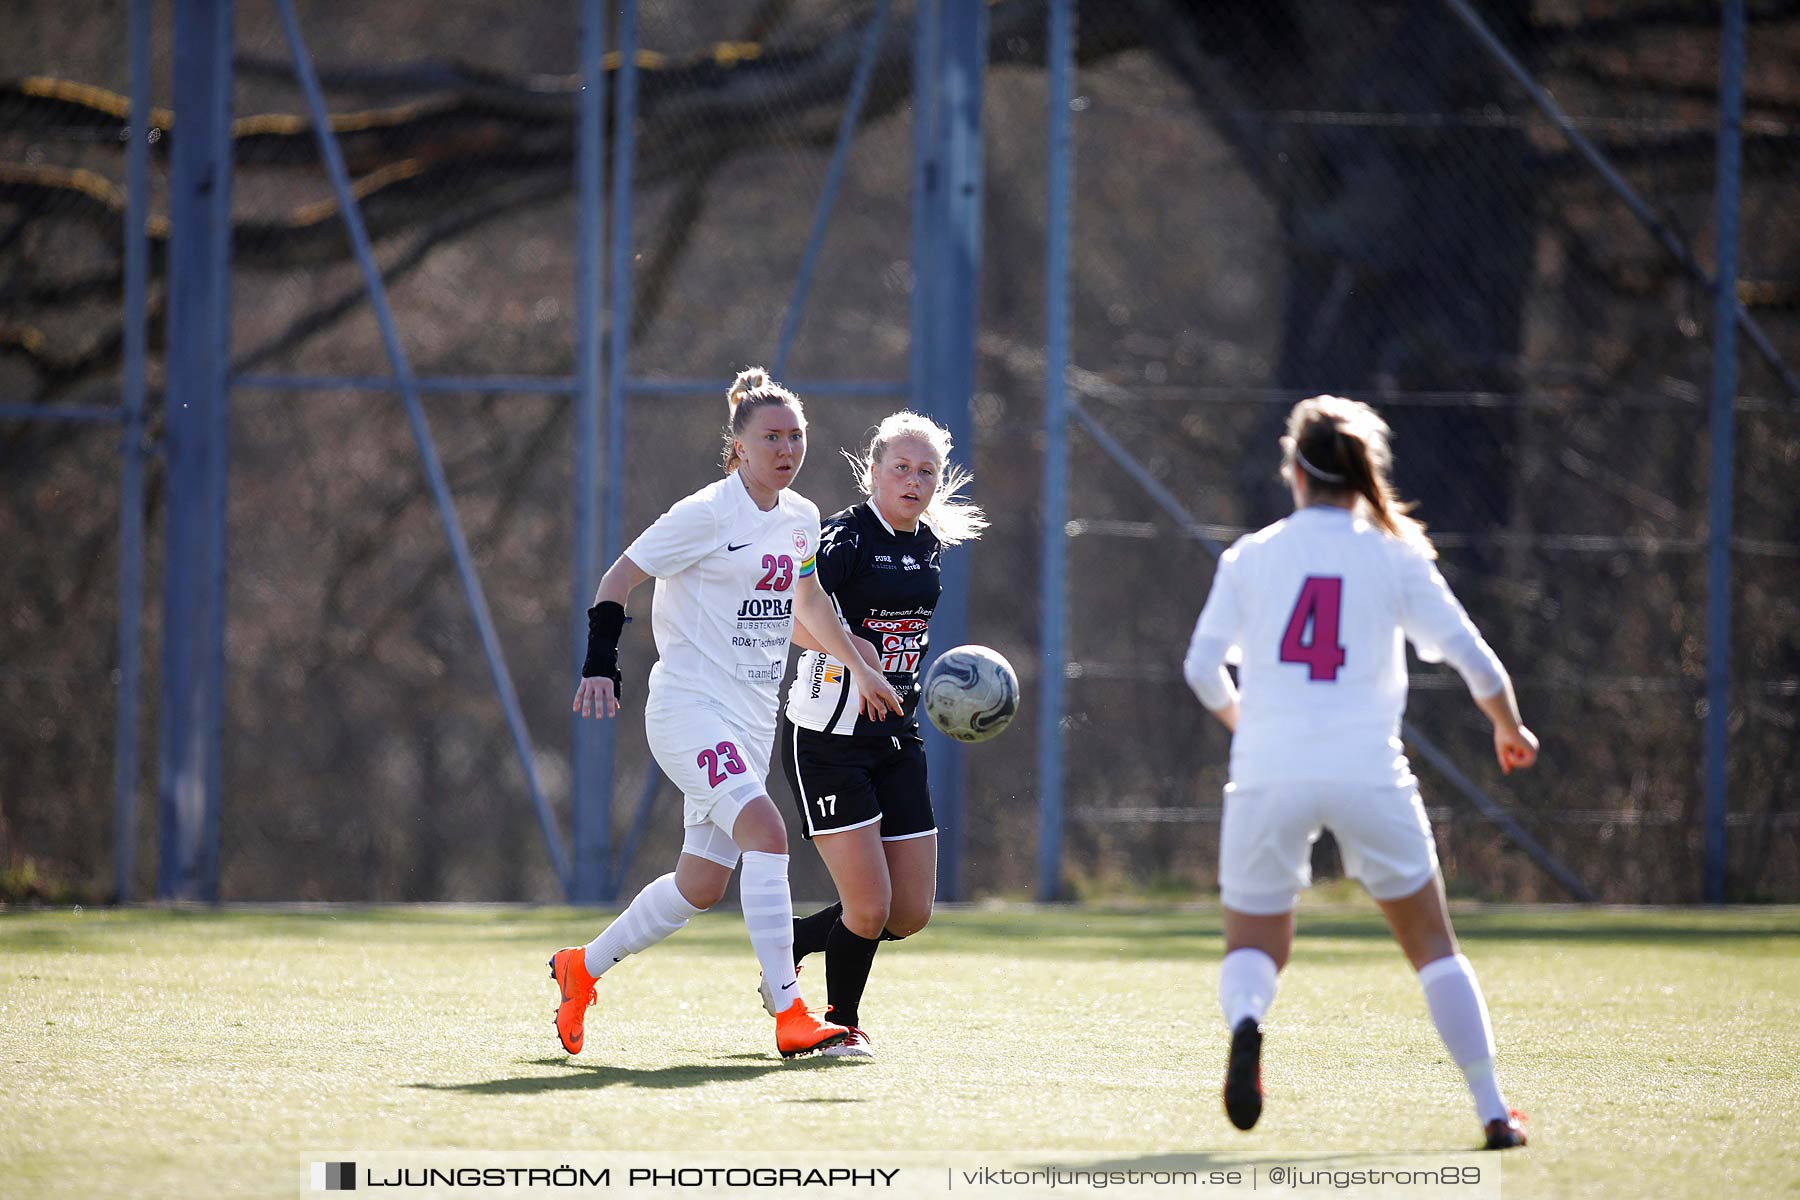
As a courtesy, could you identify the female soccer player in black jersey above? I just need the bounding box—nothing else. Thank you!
[758,412,986,1057]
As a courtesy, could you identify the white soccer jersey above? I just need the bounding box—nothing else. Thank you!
[1184,506,1506,788]
[625,473,822,745]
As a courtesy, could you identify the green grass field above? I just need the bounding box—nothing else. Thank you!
[3,900,1797,1199]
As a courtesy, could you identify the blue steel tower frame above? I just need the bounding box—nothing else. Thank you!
[119,0,999,902]
[40,0,1781,903]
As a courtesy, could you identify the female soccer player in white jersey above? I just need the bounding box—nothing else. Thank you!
[1184,395,1536,1150]
[762,412,987,1058]
[551,368,903,1060]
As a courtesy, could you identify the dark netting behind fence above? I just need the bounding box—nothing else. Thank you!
[1027,0,1800,903]
[2,0,1794,903]
[2,8,141,901]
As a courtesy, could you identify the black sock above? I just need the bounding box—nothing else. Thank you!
[792,902,843,964]
[824,918,881,1030]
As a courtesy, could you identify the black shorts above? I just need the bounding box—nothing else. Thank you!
[779,717,936,842]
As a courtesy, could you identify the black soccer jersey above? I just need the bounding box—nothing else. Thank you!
[784,501,943,736]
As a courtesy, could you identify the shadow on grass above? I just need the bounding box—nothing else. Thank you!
[411,1053,853,1095]
[1450,919,1800,946]
[8,907,1793,964]
[926,911,1799,959]
[0,926,85,952]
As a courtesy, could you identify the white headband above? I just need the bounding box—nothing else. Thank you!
[1295,447,1346,484]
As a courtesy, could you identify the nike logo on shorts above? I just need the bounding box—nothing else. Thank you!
[781,980,797,991]
[727,542,752,551]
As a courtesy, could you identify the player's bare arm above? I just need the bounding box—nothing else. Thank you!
[793,613,882,672]
[1211,698,1240,734]
[794,572,901,718]
[574,553,651,720]
[1473,678,1538,775]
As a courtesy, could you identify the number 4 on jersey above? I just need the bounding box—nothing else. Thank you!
[1280,576,1347,681]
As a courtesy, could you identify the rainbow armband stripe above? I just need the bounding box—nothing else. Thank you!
[797,554,816,578]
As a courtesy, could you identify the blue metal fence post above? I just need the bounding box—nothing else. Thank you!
[113,0,154,903]
[157,0,234,901]
[1035,0,1074,902]
[198,0,235,903]
[571,0,610,905]
[597,0,641,901]
[910,0,987,903]
[1704,0,1746,904]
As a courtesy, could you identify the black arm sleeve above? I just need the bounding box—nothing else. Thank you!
[582,601,628,695]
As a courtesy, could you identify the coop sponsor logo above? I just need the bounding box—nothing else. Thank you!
[865,618,927,674]
[863,618,928,635]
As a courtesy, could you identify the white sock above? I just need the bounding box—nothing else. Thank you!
[1219,947,1280,1030]
[739,850,801,1011]
[584,873,700,978]
[1418,953,1510,1124]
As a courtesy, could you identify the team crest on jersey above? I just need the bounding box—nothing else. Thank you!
[792,529,809,554]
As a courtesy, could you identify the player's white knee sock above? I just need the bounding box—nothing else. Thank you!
[739,851,801,1010]
[584,873,700,978]
[1219,947,1279,1029]
[1418,952,1510,1124]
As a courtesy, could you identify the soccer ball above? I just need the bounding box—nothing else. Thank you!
[921,644,1019,743]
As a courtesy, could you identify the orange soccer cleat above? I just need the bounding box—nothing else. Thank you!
[548,947,598,1055]
[773,998,848,1059]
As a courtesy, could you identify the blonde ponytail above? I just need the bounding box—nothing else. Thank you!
[720,367,804,474]
[1283,395,1435,558]
[843,410,988,546]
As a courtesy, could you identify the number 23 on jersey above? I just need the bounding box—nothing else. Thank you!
[1279,575,1347,681]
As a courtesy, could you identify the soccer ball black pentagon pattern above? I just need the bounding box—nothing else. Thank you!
[921,644,1019,744]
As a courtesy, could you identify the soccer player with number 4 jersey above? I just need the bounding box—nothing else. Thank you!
[552,369,903,1060]
[1184,395,1536,1150]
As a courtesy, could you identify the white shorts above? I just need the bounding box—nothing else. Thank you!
[1218,778,1440,915]
[644,692,774,865]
